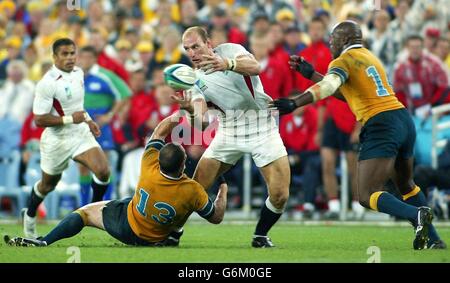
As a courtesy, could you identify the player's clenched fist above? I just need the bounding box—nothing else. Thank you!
[87,120,101,138]
[289,55,315,80]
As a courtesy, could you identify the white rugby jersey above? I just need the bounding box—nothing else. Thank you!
[191,43,276,137]
[33,65,86,135]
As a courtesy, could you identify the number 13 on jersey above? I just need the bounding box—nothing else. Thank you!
[136,188,177,225]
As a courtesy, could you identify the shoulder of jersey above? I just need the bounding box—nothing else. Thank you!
[214,43,242,54]
[72,66,84,75]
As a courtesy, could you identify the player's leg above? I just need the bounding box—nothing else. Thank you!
[358,158,423,228]
[39,201,109,246]
[193,157,233,190]
[252,156,290,247]
[250,129,290,247]
[321,147,340,217]
[74,147,111,203]
[24,171,62,238]
[392,157,444,249]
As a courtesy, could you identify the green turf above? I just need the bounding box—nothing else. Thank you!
[0,221,449,263]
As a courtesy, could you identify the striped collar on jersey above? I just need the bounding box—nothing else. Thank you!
[340,44,363,56]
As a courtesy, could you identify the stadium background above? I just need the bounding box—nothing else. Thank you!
[0,0,450,262]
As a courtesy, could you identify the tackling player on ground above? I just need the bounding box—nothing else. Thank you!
[270,21,446,250]
[5,112,228,247]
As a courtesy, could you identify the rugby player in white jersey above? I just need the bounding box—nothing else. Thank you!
[23,38,111,238]
[173,26,290,248]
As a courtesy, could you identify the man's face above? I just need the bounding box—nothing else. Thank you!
[182,32,212,68]
[309,21,325,43]
[78,51,97,73]
[408,39,423,61]
[329,31,345,59]
[53,44,76,72]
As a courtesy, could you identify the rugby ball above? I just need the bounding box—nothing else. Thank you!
[163,64,197,90]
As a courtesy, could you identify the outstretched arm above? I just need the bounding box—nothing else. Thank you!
[269,73,343,115]
[149,112,183,141]
[205,181,228,224]
[171,90,209,131]
[289,55,346,102]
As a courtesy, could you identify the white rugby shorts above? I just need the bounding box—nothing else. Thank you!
[202,127,287,168]
[40,123,100,175]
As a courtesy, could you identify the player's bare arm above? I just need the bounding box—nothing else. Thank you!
[171,90,209,131]
[34,111,86,127]
[205,181,228,224]
[149,112,184,141]
[198,53,260,76]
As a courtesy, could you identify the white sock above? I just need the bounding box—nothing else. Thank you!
[328,199,340,212]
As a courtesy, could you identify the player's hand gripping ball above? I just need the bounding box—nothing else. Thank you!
[164,64,197,91]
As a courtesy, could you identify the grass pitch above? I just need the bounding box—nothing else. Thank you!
[1,221,449,263]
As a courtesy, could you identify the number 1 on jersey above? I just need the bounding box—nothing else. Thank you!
[136,188,149,217]
[366,66,388,97]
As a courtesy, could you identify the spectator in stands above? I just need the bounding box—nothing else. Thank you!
[89,27,130,84]
[393,35,449,113]
[151,0,180,48]
[248,10,271,37]
[388,0,411,59]
[249,0,294,23]
[67,15,88,48]
[275,8,298,31]
[136,41,154,77]
[78,46,132,206]
[283,26,307,56]
[210,28,229,48]
[435,37,450,72]
[296,16,332,92]
[208,6,247,46]
[25,1,47,39]
[279,106,321,217]
[0,60,34,125]
[0,36,22,81]
[405,0,450,35]
[250,32,293,99]
[179,0,200,33]
[424,27,441,55]
[148,27,191,79]
[267,21,290,64]
[127,69,156,147]
[367,10,397,76]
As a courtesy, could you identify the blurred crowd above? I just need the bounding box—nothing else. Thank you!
[1,0,450,219]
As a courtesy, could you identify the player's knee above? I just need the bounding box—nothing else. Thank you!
[39,183,56,195]
[95,165,110,182]
[269,191,289,209]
